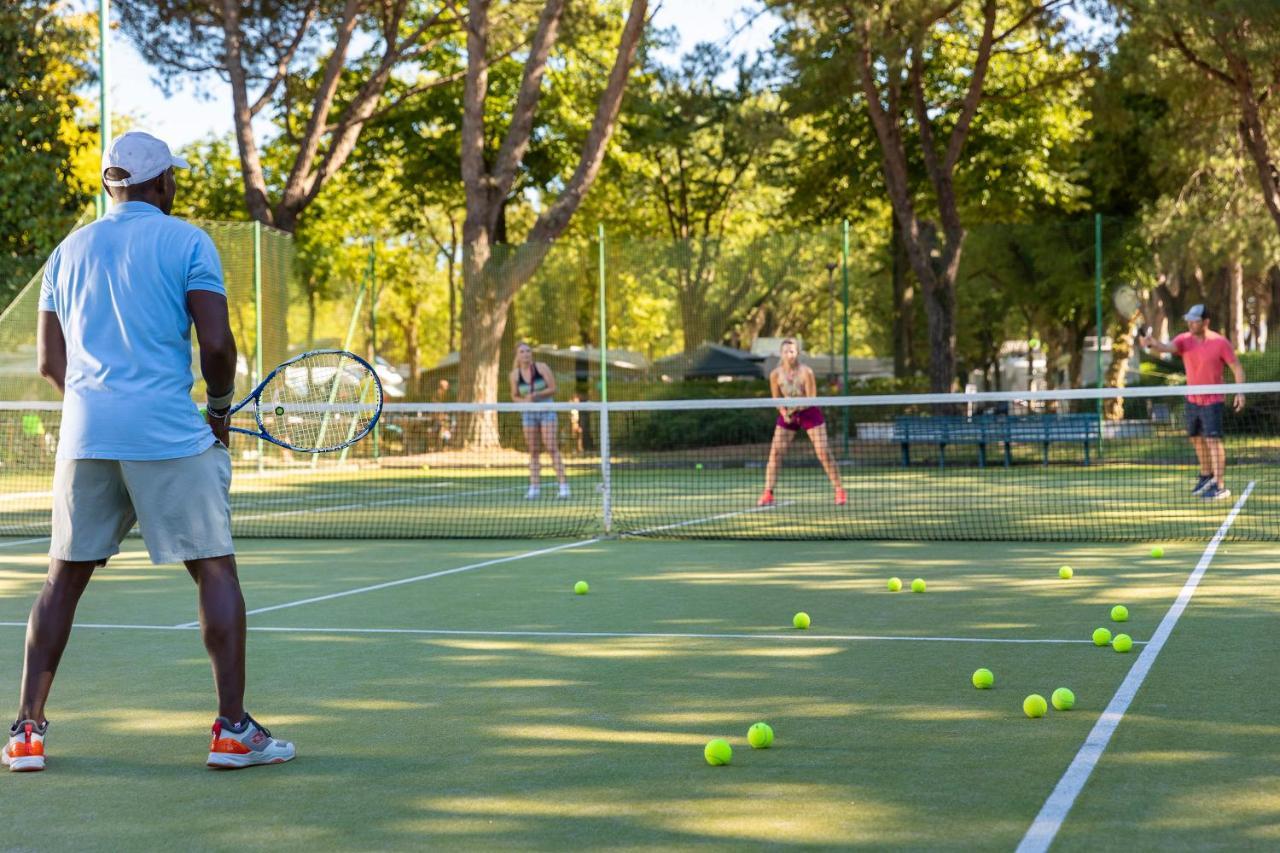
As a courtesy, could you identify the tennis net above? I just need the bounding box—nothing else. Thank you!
[1,382,1277,541]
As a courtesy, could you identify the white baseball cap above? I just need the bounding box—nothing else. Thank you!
[102,131,190,187]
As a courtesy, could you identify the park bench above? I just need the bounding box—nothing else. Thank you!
[893,413,1101,468]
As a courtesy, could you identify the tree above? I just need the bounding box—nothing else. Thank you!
[120,0,465,232]
[774,0,1085,392]
[0,1,96,300]
[1118,1,1280,240]
[456,0,648,442]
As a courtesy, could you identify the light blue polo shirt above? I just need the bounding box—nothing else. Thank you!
[38,201,226,460]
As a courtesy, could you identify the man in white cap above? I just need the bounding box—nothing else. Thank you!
[3,132,294,771]
[1142,304,1245,501]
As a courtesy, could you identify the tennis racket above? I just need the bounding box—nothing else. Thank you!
[224,349,383,452]
[1113,285,1151,349]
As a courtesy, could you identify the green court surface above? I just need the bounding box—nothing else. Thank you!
[0,531,1277,850]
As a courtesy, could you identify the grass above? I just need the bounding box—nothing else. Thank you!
[0,531,1277,850]
[0,459,1274,542]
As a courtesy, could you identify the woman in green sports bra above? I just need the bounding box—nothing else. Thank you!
[509,342,569,500]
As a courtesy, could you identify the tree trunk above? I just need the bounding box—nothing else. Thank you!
[1228,257,1244,351]
[891,211,913,377]
[1267,266,1280,351]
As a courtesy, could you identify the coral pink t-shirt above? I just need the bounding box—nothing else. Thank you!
[1173,331,1238,405]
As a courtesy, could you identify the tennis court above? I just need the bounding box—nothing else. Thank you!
[2,499,1277,850]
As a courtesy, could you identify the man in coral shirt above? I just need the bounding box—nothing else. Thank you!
[1142,304,1245,500]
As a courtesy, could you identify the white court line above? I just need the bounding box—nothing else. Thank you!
[232,484,520,522]
[0,537,51,549]
[1015,481,1254,853]
[0,620,1132,646]
[626,501,796,536]
[174,537,604,627]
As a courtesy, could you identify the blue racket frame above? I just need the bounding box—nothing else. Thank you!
[225,349,384,453]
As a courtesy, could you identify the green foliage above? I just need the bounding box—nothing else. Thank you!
[0,1,96,301]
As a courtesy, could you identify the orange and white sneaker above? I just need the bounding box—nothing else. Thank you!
[757,489,775,507]
[835,487,847,506]
[207,714,295,769]
[3,719,47,772]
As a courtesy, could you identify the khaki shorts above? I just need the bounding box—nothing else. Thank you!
[50,443,234,565]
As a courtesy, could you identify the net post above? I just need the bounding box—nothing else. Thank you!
[1095,213,1103,426]
[841,219,851,455]
[368,238,379,461]
[254,220,264,473]
[97,0,110,220]
[598,223,611,534]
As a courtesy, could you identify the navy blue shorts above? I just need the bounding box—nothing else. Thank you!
[1186,402,1224,438]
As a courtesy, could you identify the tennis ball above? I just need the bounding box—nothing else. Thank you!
[1092,627,1112,646]
[1023,694,1048,719]
[793,612,810,629]
[747,722,774,749]
[972,668,994,689]
[911,578,926,593]
[704,739,732,766]
[1112,633,1133,653]
[1150,546,1164,559]
[1052,687,1076,711]
[1111,605,1129,622]
[695,463,703,470]
[887,577,903,592]
[1059,565,1073,579]
[573,581,589,595]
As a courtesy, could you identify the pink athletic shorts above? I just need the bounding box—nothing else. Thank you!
[777,407,825,432]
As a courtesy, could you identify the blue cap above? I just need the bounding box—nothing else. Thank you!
[1184,304,1207,321]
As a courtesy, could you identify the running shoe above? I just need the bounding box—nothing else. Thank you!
[1192,474,1213,496]
[207,714,295,769]
[524,486,541,500]
[3,719,47,772]
[557,483,571,499]
[835,487,847,506]
[1200,484,1231,501]
[757,489,775,507]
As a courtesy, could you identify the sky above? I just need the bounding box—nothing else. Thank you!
[94,0,779,150]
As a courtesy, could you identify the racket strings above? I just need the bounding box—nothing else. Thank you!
[257,352,381,451]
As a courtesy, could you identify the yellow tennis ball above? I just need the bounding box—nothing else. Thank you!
[911,578,926,593]
[792,612,810,629]
[574,581,589,595]
[1051,687,1075,711]
[1112,633,1133,653]
[972,668,994,689]
[1023,694,1048,718]
[747,722,774,749]
[1059,565,1073,579]
[1092,627,1112,646]
[1111,605,1129,622]
[1150,546,1164,559]
[887,577,902,592]
[704,739,732,766]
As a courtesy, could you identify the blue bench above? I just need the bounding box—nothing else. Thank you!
[893,413,1101,468]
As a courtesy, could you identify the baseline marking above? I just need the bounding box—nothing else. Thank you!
[174,537,604,627]
[0,621,1136,646]
[1015,481,1253,853]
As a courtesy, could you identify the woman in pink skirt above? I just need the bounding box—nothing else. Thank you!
[758,339,846,507]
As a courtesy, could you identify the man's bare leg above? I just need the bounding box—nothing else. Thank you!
[17,560,97,724]
[185,555,245,722]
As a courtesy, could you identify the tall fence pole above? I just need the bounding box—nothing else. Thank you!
[97,0,111,218]
[1095,213,1103,422]
[368,238,379,460]
[841,219,851,454]
[598,223,611,534]
[253,221,264,473]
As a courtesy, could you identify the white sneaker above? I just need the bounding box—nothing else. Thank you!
[207,714,295,769]
[524,486,541,500]
[3,719,46,772]
[557,483,571,499]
